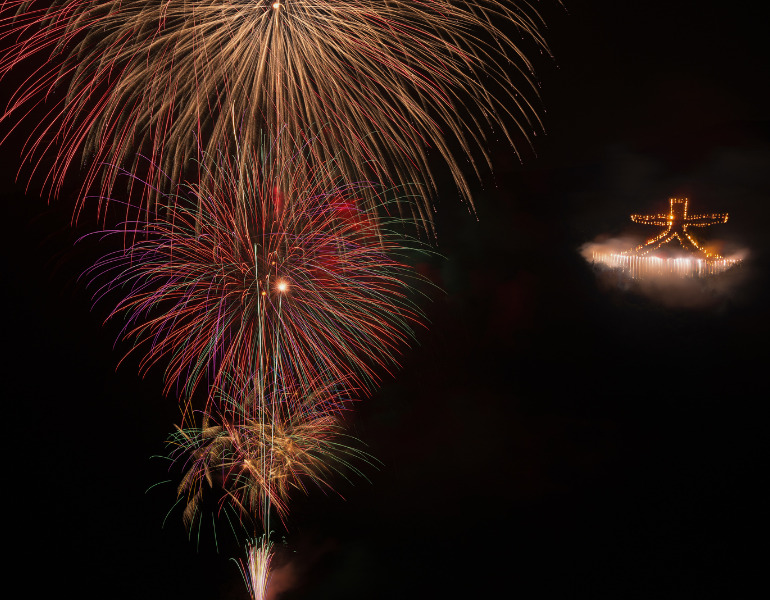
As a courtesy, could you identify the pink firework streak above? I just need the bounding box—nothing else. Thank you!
[0,0,550,224]
[86,144,431,408]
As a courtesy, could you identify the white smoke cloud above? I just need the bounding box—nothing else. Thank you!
[580,236,751,310]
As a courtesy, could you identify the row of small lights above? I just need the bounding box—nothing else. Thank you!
[592,252,739,279]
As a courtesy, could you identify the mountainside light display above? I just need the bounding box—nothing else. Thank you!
[630,198,727,257]
[592,198,741,279]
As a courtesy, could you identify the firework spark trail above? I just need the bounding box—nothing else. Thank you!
[1,0,550,224]
[239,537,273,600]
[169,376,374,531]
[1,2,554,598]
[142,140,398,590]
[86,142,431,409]
[167,370,372,599]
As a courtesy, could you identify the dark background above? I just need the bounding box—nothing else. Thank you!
[3,1,767,598]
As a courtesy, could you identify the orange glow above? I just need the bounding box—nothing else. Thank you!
[276,279,288,293]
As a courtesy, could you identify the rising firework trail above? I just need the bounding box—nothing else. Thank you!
[1,0,551,225]
[162,319,375,598]
[157,234,380,598]
[132,139,409,595]
[238,537,273,600]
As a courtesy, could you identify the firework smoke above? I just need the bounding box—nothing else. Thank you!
[581,236,750,309]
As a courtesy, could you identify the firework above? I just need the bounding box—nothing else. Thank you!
[168,377,373,530]
[1,0,550,223]
[237,537,274,600]
[87,142,430,405]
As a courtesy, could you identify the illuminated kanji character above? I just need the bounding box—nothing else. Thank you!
[629,198,728,258]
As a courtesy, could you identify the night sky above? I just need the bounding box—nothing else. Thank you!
[3,1,768,598]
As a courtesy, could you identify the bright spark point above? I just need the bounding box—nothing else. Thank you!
[272,2,281,9]
[276,280,288,293]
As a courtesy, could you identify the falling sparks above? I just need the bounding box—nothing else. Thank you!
[0,0,550,226]
[0,1,556,597]
[86,141,430,407]
[169,381,374,528]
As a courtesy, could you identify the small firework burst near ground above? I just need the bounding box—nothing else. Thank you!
[239,537,273,600]
[167,376,375,530]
